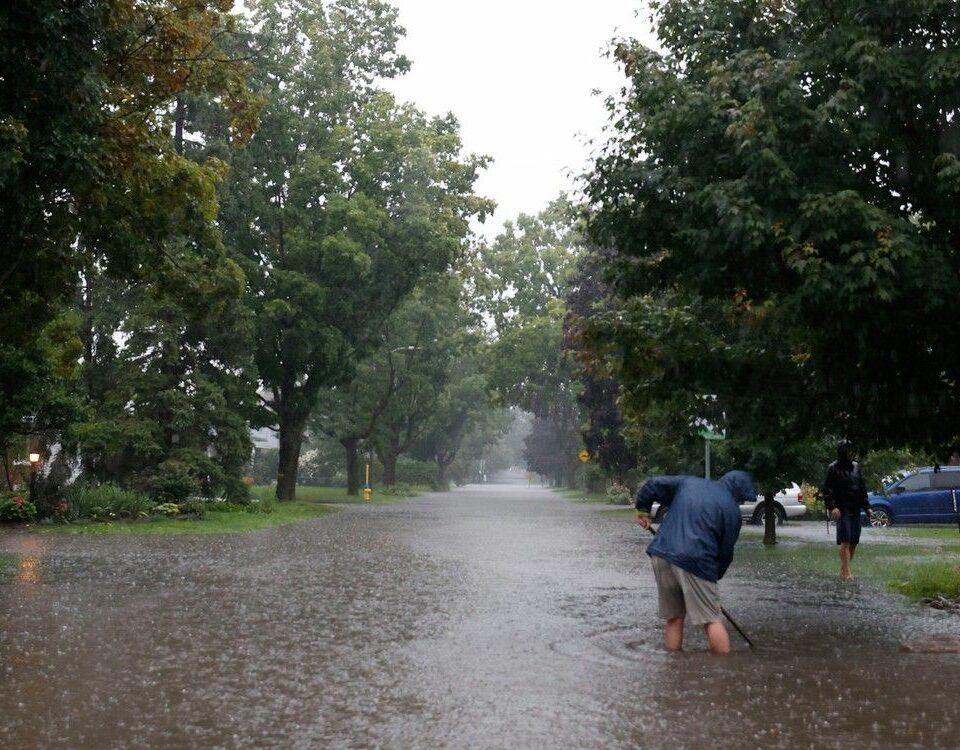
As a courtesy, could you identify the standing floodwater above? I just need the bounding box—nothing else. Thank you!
[1,484,958,748]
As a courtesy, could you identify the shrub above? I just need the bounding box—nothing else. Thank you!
[249,496,274,514]
[177,500,207,519]
[212,502,239,513]
[52,499,70,521]
[396,459,437,487]
[379,482,414,497]
[205,500,272,514]
[0,494,38,522]
[152,460,201,502]
[606,482,633,506]
[222,475,251,504]
[154,503,181,517]
[65,484,154,521]
[801,482,825,518]
[584,466,606,493]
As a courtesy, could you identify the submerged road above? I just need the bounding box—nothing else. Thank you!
[1,484,959,748]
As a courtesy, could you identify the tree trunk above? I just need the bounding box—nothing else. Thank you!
[382,452,398,486]
[343,437,361,496]
[762,491,777,546]
[275,413,306,501]
[587,472,606,493]
[174,96,185,155]
[2,447,13,491]
[435,457,452,491]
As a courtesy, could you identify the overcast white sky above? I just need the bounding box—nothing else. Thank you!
[384,1,656,237]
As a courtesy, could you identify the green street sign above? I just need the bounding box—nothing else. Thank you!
[699,429,726,441]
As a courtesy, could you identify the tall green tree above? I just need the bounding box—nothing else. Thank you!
[313,272,489,494]
[476,197,585,486]
[564,251,636,483]
[311,349,398,496]
[71,2,260,499]
[365,276,476,486]
[471,195,581,330]
[586,0,960,541]
[75,263,256,501]
[410,354,493,490]
[220,0,490,499]
[1,1,258,475]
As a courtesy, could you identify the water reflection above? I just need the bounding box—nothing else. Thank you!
[15,556,40,584]
[9,536,48,585]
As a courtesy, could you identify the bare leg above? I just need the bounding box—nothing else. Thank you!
[849,543,857,561]
[839,543,852,579]
[664,617,684,652]
[704,621,731,655]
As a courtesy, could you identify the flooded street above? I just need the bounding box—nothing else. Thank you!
[1,484,959,748]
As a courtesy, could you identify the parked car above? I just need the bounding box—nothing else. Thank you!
[651,482,806,525]
[867,466,960,526]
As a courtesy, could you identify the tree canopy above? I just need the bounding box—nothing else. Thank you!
[585,0,960,490]
[215,0,491,499]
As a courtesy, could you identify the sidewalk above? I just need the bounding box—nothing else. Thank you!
[742,519,955,546]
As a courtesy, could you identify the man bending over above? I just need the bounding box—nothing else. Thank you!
[635,471,754,655]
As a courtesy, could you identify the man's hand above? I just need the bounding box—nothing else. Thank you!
[830,508,841,521]
[636,514,652,530]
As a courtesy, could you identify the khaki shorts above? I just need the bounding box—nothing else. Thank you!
[650,555,723,625]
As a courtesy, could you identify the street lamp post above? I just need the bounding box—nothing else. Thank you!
[28,451,42,504]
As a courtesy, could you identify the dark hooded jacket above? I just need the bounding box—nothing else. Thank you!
[635,471,754,583]
[823,459,868,516]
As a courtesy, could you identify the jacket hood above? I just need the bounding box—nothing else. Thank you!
[719,470,755,504]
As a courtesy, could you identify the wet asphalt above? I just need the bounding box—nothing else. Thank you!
[1,483,958,749]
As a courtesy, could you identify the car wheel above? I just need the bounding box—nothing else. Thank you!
[869,506,892,527]
[752,505,785,525]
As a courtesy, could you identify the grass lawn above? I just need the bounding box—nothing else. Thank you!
[601,507,640,519]
[37,501,343,535]
[552,487,618,504]
[248,485,421,504]
[880,526,960,540]
[33,485,421,536]
[735,531,960,602]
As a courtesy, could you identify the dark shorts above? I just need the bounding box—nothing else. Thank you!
[836,513,862,546]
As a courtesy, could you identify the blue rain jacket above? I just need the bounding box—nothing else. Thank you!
[635,471,754,583]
